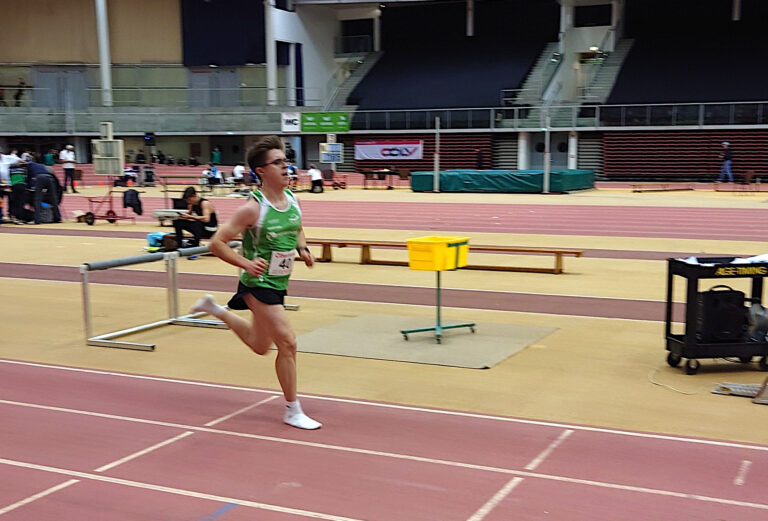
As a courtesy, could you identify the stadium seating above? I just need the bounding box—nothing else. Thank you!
[608,0,768,105]
[347,0,559,111]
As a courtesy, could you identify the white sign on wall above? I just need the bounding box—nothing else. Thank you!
[281,112,301,132]
[354,140,423,160]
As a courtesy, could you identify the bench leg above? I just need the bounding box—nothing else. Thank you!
[318,244,333,262]
[554,254,563,274]
[361,245,371,264]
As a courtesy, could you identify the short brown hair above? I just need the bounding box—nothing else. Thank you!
[246,135,284,172]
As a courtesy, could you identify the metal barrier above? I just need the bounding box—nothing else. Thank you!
[81,242,240,351]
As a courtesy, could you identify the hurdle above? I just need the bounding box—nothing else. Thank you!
[81,242,240,351]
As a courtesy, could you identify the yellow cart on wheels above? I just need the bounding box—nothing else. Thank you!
[401,236,476,343]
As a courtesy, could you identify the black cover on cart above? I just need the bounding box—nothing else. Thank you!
[697,285,748,342]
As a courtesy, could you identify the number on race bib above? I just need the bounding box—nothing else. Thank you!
[268,251,295,276]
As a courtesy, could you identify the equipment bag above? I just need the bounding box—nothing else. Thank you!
[697,285,748,343]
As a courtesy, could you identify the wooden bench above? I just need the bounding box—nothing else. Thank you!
[631,183,695,193]
[305,238,583,274]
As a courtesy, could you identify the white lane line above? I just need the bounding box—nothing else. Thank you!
[525,429,573,471]
[204,396,278,427]
[2,359,768,453]
[1,399,767,511]
[734,460,752,486]
[0,479,79,516]
[93,432,195,473]
[465,477,524,521]
[0,458,362,521]
[94,397,275,473]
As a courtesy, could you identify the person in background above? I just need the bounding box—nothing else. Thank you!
[211,146,222,165]
[474,147,484,169]
[308,163,323,193]
[717,142,734,183]
[30,160,62,224]
[9,160,32,224]
[188,135,321,430]
[285,143,296,163]
[204,162,222,185]
[43,149,56,166]
[0,148,21,222]
[232,162,245,185]
[13,79,26,107]
[286,162,299,190]
[59,144,77,193]
[172,186,218,248]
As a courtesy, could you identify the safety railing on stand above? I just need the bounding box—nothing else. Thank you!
[80,242,240,351]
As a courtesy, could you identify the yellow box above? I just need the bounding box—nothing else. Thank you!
[406,236,470,271]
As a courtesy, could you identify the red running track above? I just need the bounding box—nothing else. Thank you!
[1,359,767,520]
[55,195,768,240]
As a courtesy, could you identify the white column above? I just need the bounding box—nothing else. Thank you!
[286,43,296,106]
[466,0,474,37]
[612,0,624,39]
[264,0,278,106]
[517,131,530,170]
[568,131,578,169]
[94,0,113,107]
[373,10,381,52]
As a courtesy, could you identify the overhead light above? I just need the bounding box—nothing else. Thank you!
[208,64,218,68]
[589,46,599,52]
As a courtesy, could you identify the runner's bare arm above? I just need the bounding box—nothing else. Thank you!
[209,201,267,277]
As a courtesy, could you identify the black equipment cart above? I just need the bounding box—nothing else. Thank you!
[665,257,768,374]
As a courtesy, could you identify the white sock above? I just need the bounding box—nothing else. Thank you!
[284,400,322,430]
[189,294,226,318]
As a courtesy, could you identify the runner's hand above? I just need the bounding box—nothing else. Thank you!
[243,257,268,277]
[299,247,314,268]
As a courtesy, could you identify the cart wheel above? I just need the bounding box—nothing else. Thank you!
[333,183,340,190]
[739,356,753,364]
[436,337,442,344]
[684,359,700,375]
[84,212,95,226]
[340,182,347,189]
[402,334,408,341]
[105,210,117,223]
[759,356,768,372]
[666,352,682,367]
[470,327,476,333]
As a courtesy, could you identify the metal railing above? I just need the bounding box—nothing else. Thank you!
[3,100,768,135]
[86,86,322,108]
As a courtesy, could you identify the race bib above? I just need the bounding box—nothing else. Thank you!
[268,250,295,276]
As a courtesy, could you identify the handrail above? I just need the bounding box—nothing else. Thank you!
[4,100,768,133]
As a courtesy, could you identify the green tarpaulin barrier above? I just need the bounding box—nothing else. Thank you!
[410,169,594,193]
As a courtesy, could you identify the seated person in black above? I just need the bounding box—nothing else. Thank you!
[173,186,218,247]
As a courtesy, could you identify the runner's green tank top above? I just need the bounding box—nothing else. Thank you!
[239,189,302,290]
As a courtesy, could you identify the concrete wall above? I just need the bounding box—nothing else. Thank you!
[273,5,338,103]
[0,0,181,64]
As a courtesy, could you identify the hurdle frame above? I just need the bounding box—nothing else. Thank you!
[81,242,240,351]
